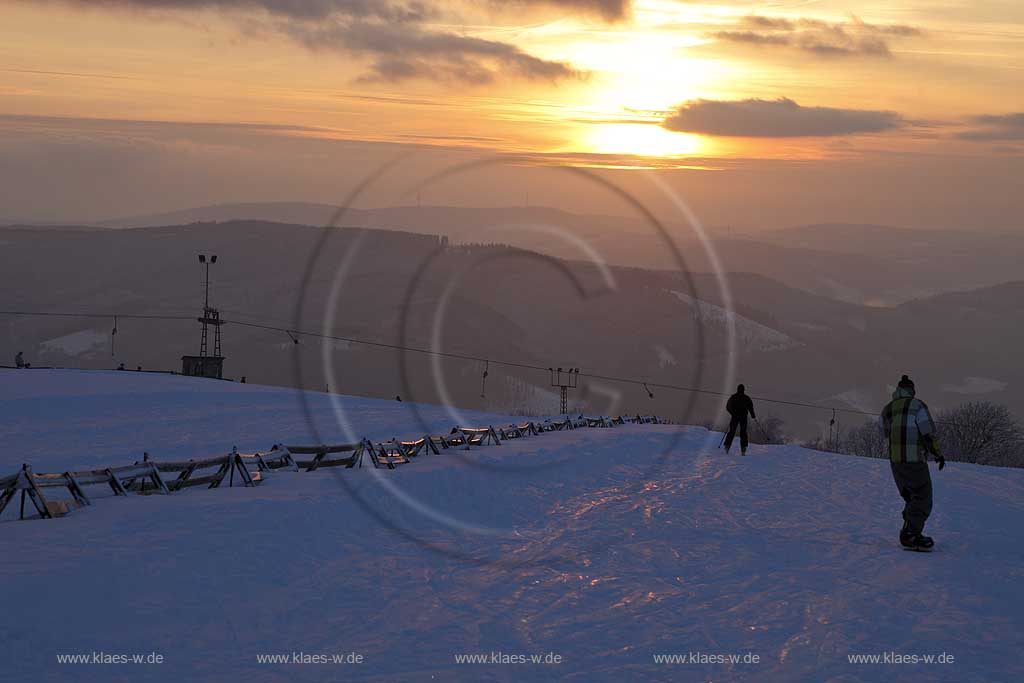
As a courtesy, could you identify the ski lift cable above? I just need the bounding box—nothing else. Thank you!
[0,310,194,321]
[0,308,942,425]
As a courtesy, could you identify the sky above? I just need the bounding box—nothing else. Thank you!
[0,0,1022,228]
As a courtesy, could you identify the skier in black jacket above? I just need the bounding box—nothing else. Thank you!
[724,384,756,456]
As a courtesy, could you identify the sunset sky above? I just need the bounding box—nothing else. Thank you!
[1,0,1022,227]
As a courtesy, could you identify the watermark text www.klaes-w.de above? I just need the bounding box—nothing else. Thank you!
[56,651,164,665]
[454,651,563,665]
[848,651,955,665]
[256,651,364,665]
[653,651,760,665]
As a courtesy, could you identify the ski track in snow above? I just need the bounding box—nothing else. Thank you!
[2,369,1023,682]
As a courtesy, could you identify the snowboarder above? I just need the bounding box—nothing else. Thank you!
[879,375,945,552]
[14,351,27,368]
[724,384,756,456]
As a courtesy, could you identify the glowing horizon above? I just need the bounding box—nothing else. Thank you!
[2,1,1021,165]
[0,0,1021,225]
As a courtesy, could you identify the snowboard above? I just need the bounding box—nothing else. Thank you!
[901,542,935,553]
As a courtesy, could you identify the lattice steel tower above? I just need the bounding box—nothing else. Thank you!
[197,254,223,358]
[549,367,580,414]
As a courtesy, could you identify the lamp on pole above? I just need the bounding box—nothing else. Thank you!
[198,254,217,311]
[197,254,222,360]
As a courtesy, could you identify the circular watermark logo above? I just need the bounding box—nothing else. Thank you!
[289,155,739,567]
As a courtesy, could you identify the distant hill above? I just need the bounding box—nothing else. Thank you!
[101,202,625,237]
[769,222,942,255]
[1,220,1021,435]
[101,202,351,229]
[95,202,1024,306]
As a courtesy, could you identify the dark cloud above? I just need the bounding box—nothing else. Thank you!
[743,15,794,31]
[711,15,923,58]
[712,31,789,47]
[38,0,432,22]
[284,21,578,83]
[24,0,583,83]
[42,0,631,20]
[505,0,629,21]
[957,113,1024,141]
[975,113,1024,127]
[662,98,905,138]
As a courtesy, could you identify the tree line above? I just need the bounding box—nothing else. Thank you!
[802,401,1024,468]
[703,400,1023,468]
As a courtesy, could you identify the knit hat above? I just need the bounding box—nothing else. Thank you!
[898,374,915,389]
[737,384,746,393]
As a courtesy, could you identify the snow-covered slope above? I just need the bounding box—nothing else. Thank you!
[0,369,523,472]
[669,290,802,352]
[2,370,1023,682]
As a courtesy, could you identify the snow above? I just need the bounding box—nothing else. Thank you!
[654,344,678,368]
[823,388,879,415]
[0,369,522,472]
[669,290,802,352]
[39,329,109,357]
[2,369,1023,682]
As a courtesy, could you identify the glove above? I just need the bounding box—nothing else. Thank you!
[935,455,945,471]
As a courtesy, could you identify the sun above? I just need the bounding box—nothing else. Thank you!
[586,122,703,157]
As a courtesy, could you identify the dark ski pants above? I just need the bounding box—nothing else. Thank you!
[724,416,748,452]
[890,461,933,535]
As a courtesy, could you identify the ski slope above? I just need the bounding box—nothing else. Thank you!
[2,369,1023,682]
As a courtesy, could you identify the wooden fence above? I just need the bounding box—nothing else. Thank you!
[1,413,663,523]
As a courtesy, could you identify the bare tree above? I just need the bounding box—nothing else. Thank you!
[843,419,888,459]
[801,401,1023,468]
[935,402,1024,467]
[803,419,885,458]
[804,432,850,454]
[749,415,787,445]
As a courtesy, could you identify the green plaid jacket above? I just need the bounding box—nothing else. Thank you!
[879,386,940,463]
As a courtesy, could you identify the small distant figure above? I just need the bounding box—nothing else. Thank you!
[724,384,756,456]
[136,366,142,372]
[879,375,944,552]
[15,351,27,368]
[117,363,125,370]
[395,395,402,402]
[240,376,246,384]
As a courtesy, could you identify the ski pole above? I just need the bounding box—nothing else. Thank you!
[718,430,726,448]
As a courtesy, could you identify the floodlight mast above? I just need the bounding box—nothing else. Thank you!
[549,366,580,414]
[197,254,222,358]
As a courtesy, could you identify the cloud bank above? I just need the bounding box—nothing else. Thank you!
[23,0,598,83]
[662,98,905,138]
[957,113,1024,141]
[712,15,923,58]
